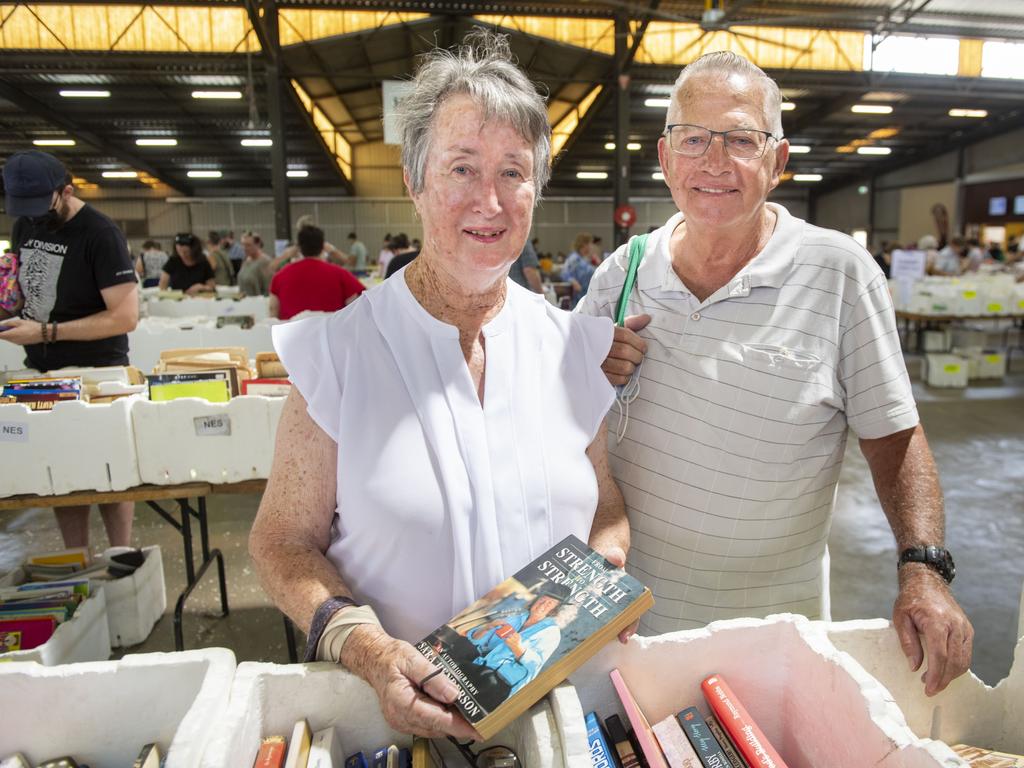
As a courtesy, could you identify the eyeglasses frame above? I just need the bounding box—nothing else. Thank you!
[663,123,781,160]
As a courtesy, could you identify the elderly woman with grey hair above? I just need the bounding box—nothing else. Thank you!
[249,31,631,738]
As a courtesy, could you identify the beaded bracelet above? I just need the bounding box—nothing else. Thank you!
[51,321,58,342]
[40,320,48,346]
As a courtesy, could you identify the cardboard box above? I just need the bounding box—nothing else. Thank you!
[199,662,580,768]
[0,648,235,768]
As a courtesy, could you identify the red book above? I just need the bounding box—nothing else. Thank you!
[0,616,57,651]
[253,736,286,768]
[701,674,789,768]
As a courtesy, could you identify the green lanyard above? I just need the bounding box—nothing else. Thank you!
[614,233,649,326]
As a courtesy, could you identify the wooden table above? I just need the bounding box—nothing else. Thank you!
[0,479,268,652]
[894,310,1024,354]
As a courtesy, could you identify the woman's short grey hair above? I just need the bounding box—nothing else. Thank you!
[395,29,551,198]
[668,51,784,138]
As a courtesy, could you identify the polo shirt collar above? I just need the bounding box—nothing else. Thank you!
[637,202,800,300]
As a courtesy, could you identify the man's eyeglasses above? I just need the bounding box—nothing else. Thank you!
[664,123,778,159]
[438,737,520,768]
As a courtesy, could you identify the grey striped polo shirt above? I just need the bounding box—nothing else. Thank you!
[577,203,919,635]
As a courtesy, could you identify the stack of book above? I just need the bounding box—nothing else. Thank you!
[586,670,788,768]
[0,577,90,653]
[0,742,160,768]
[253,721,401,768]
[0,376,81,410]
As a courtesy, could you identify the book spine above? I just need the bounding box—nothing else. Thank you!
[254,736,287,768]
[586,712,621,768]
[701,675,789,768]
[706,715,750,768]
[651,717,701,768]
[677,707,732,768]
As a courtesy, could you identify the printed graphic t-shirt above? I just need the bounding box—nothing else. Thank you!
[12,204,136,371]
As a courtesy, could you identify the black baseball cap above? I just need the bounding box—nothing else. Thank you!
[3,150,69,217]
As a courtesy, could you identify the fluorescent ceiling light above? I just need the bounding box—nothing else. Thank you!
[626,142,642,151]
[187,170,223,178]
[851,104,893,114]
[135,138,178,146]
[191,90,242,100]
[781,102,796,111]
[788,145,811,153]
[949,108,987,118]
[644,98,671,108]
[793,173,823,182]
[33,138,75,147]
[101,171,138,179]
[286,169,309,178]
[241,138,273,147]
[59,89,110,98]
[576,171,608,180]
[604,142,616,150]
[652,171,665,181]
[857,146,892,155]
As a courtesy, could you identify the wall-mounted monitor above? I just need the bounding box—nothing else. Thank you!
[1015,195,1024,215]
[989,196,1008,216]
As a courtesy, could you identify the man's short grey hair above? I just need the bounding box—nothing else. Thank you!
[667,51,784,138]
[395,29,551,198]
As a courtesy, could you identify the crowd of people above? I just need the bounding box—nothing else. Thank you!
[874,234,1023,279]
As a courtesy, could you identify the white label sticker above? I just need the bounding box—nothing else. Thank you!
[193,415,231,436]
[0,421,28,442]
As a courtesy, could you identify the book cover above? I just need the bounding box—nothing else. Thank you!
[283,719,312,768]
[706,714,750,768]
[241,378,292,397]
[701,674,788,768]
[308,726,344,768]
[385,746,399,768]
[952,744,1024,767]
[254,736,287,768]
[0,753,30,768]
[131,742,161,768]
[605,714,641,768]
[586,711,620,768]
[410,740,437,768]
[371,747,388,768]
[398,748,411,768]
[415,534,652,739]
[652,715,702,768]
[677,707,731,768]
[27,547,90,569]
[344,753,369,768]
[147,371,232,403]
[0,616,57,651]
[610,669,669,768]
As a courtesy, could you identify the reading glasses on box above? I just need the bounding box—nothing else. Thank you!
[442,738,520,768]
[664,124,778,159]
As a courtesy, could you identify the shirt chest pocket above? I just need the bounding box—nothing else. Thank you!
[680,334,840,424]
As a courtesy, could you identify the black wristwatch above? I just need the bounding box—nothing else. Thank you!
[898,546,956,584]
[303,595,360,662]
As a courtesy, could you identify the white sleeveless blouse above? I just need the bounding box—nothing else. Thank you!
[272,269,615,643]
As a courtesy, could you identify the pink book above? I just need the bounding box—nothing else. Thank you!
[652,715,702,768]
[609,669,669,768]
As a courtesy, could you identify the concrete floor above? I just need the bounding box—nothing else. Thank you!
[1,363,1022,687]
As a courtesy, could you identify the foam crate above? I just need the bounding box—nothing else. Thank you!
[0,584,110,665]
[0,397,142,498]
[100,545,167,648]
[569,615,964,767]
[925,354,968,388]
[133,396,276,484]
[828,619,1024,758]
[950,328,990,349]
[145,296,269,320]
[200,324,275,356]
[0,648,235,768]
[922,329,951,352]
[199,662,582,768]
[952,347,1007,380]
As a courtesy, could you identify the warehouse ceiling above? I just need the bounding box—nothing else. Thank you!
[1,0,1023,201]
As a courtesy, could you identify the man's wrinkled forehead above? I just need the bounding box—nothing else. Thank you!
[672,71,768,120]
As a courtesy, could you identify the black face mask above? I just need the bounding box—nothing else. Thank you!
[30,192,64,231]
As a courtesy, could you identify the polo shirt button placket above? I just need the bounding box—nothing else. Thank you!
[690,311,701,321]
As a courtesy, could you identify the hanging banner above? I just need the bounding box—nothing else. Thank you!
[382,80,415,145]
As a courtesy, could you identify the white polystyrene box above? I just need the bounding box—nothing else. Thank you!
[925,354,968,388]
[200,324,275,355]
[199,662,579,768]
[0,397,141,498]
[99,545,167,648]
[568,614,965,768]
[133,397,273,484]
[0,585,110,665]
[0,648,235,768]
[0,340,25,373]
[827,619,1024,758]
[922,329,951,352]
[128,323,207,374]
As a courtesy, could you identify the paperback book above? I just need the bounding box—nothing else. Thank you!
[414,534,652,739]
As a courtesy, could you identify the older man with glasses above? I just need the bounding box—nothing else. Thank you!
[581,51,972,696]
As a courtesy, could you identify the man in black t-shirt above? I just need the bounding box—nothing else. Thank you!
[2,150,139,548]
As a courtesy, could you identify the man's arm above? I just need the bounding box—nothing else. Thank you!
[0,281,138,346]
[268,293,281,319]
[523,266,543,293]
[860,424,973,696]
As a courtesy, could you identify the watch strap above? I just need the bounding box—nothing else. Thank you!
[304,595,360,662]
[898,545,955,584]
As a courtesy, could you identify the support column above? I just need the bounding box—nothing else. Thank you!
[867,176,876,251]
[260,0,291,243]
[613,13,631,248]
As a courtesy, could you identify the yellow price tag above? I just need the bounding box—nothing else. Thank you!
[1018,299,1024,310]
[962,290,977,299]
[987,303,1003,313]
[943,364,961,373]
[985,355,1002,365]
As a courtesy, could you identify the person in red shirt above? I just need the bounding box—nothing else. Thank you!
[269,225,366,320]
